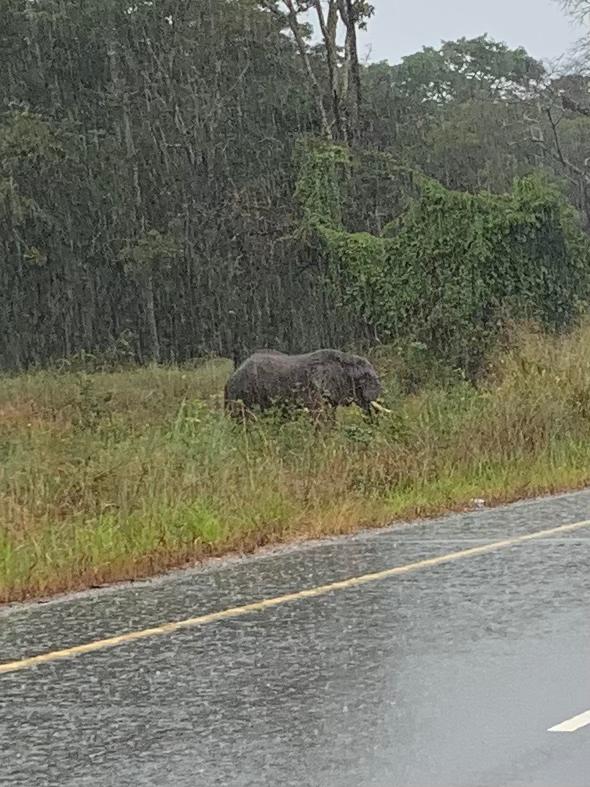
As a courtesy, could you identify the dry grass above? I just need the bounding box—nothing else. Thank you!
[3,326,590,603]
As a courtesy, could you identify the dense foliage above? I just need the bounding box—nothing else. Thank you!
[1,0,590,370]
[297,141,590,374]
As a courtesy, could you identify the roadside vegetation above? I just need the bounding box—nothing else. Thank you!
[3,322,590,603]
[3,1,590,603]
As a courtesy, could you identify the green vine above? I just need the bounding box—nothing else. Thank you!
[295,139,590,375]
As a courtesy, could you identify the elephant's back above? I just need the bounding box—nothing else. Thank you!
[226,351,300,402]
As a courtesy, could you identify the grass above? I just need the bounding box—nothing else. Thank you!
[3,324,590,603]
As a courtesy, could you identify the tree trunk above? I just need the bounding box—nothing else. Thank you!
[266,0,333,140]
[142,274,161,363]
[338,0,362,144]
[314,0,345,141]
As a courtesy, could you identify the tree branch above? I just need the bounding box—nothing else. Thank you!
[545,106,589,180]
[261,0,333,139]
[312,0,344,140]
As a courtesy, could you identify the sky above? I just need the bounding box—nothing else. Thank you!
[354,0,583,65]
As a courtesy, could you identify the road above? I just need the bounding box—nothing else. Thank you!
[1,490,590,786]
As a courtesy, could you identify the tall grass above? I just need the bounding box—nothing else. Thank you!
[3,326,590,603]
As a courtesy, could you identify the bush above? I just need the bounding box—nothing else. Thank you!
[297,140,590,377]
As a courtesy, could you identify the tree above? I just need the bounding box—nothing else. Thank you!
[260,0,333,139]
[528,77,590,228]
[259,0,373,143]
[531,7,590,224]
[296,141,590,376]
[362,37,545,192]
[119,230,181,363]
[558,0,590,23]
[555,1,590,73]
[0,0,334,368]
[0,1,589,373]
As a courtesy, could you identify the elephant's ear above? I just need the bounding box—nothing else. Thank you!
[345,358,362,391]
[343,355,363,379]
[347,356,377,397]
[311,356,347,400]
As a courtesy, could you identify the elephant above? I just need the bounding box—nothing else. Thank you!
[224,348,386,419]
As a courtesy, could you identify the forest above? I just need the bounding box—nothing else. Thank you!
[2,0,590,372]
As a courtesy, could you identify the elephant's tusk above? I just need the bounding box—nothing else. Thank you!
[370,401,393,414]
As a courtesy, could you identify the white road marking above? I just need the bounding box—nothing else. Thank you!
[548,709,590,733]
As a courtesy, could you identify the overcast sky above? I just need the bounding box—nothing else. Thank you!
[355,0,581,65]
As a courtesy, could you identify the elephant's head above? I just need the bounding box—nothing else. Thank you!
[315,351,382,413]
[346,354,382,413]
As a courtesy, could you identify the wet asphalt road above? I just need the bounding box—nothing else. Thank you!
[1,491,590,786]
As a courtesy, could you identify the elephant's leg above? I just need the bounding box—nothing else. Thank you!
[227,400,257,423]
[305,390,325,423]
[308,394,336,429]
[315,408,337,435]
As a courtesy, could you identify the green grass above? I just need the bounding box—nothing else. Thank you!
[3,325,590,603]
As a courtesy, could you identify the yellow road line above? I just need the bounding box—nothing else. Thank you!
[2,518,590,676]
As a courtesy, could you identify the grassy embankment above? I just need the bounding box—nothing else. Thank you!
[3,324,590,603]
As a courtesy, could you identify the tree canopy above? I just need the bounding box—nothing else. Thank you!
[0,0,589,371]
